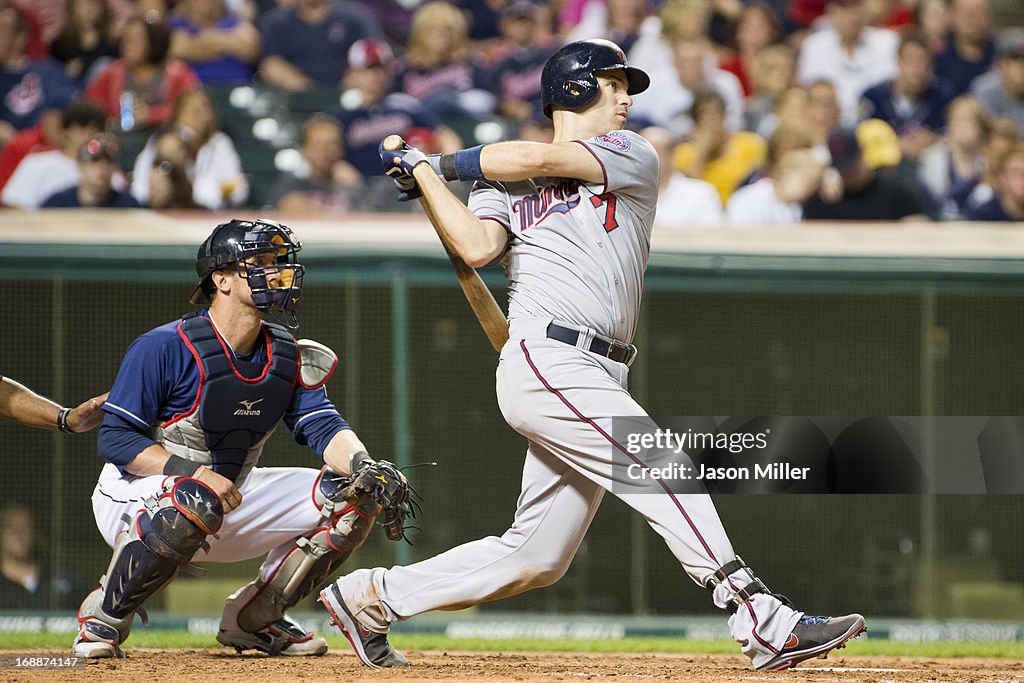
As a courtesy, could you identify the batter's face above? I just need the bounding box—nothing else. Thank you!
[587,71,634,132]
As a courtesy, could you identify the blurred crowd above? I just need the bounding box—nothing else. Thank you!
[1,0,1022,223]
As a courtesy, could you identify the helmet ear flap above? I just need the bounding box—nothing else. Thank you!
[564,80,586,98]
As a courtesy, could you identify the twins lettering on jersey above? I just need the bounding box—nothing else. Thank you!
[234,398,264,417]
[512,180,582,232]
[511,179,620,234]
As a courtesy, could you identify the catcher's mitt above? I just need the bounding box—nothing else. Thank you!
[342,459,419,542]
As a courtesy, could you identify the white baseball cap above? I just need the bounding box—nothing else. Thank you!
[347,38,395,70]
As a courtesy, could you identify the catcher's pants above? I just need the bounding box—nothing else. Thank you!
[336,319,802,669]
[92,463,321,581]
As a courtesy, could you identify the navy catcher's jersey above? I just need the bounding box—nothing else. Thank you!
[99,310,347,470]
[468,129,659,343]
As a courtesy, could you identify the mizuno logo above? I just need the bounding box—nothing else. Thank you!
[235,398,264,416]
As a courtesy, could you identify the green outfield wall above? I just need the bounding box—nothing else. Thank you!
[1,211,1021,621]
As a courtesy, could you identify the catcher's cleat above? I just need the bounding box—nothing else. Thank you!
[73,618,125,659]
[756,613,866,671]
[216,614,328,656]
[319,584,409,668]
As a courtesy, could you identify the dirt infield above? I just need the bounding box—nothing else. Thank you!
[3,650,1023,682]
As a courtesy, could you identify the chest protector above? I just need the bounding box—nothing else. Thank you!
[156,314,299,485]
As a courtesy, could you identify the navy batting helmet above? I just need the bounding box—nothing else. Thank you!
[541,39,650,119]
[190,218,305,327]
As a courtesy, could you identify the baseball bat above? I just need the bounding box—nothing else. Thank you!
[383,135,509,353]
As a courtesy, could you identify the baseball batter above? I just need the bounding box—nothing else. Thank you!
[320,40,865,672]
[73,219,412,660]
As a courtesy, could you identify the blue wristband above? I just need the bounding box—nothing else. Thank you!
[453,145,486,182]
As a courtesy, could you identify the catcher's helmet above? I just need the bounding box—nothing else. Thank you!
[190,218,305,327]
[541,39,650,119]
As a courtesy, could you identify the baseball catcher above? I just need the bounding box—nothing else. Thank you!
[73,219,414,659]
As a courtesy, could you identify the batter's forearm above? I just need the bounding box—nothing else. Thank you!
[413,166,506,267]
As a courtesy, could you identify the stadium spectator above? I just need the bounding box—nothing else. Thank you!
[452,0,505,43]
[633,35,744,137]
[269,114,361,213]
[480,1,556,128]
[334,37,462,181]
[916,0,950,54]
[48,0,120,87]
[629,0,712,105]
[564,0,658,55]
[797,0,900,125]
[864,0,916,32]
[40,133,140,207]
[356,0,416,45]
[258,0,381,92]
[2,100,106,208]
[11,0,64,43]
[796,78,903,169]
[643,124,725,228]
[803,127,928,220]
[933,0,994,96]
[965,141,1024,221]
[719,1,784,98]
[0,6,79,141]
[801,80,843,144]
[672,89,766,204]
[393,2,495,127]
[726,124,824,224]
[861,33,956,162]
[0,108,60,193]
[743,43,796,136]
[130,87,248,209]
[168,0,260,86]
[1,0,48,61]
[1,505,88,610]
[984,116,1021,180]
[85,15,199,132]
[970,27,1024,133]
[917,95,990,218]
[146,157,197,209]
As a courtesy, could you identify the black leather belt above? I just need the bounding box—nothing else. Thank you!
[546,323,638,365]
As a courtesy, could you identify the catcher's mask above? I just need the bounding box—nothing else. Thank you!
[190,218,305,328]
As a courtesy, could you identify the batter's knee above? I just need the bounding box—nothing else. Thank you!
[516,554,574,589]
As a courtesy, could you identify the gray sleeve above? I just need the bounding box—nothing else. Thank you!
[575,129,659,214]
[468,180,512,230]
